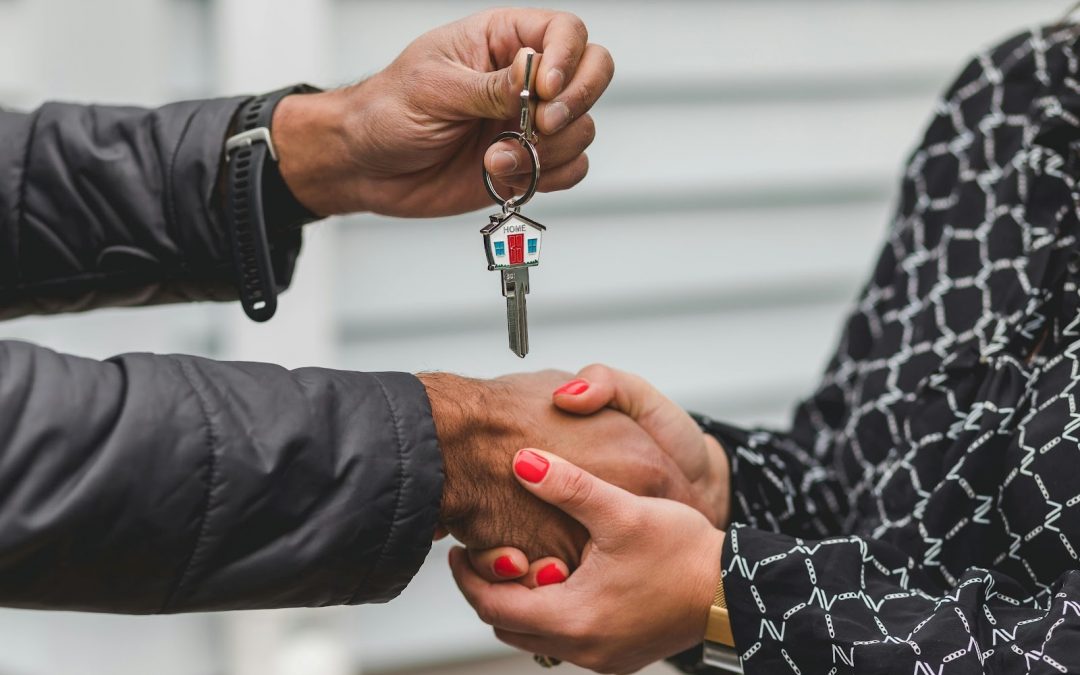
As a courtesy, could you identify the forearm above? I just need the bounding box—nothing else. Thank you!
[0,340,442,612]
[0,98,304,318]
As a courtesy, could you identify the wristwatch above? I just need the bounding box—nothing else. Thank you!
[702,574,742,672]
[223,84,321,322]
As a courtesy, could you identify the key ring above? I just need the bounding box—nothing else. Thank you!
[482,50,541,212]
[482,130,540,212]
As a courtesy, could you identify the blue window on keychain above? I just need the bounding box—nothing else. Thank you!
[494,241,506,257]
[527,238,538,255]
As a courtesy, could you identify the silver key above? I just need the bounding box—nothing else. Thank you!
[502,267,530,357]
[482,211,546,358]
[479,51,547,357]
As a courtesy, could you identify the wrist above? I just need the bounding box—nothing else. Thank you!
[272,88,360,217]
[417,373,516,525]
[704,434,732,528]
[695,528,726,635]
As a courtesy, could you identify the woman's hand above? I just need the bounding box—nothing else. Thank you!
[465,364,730,585]
[274,8,611,217]
[553,364,731,528]
[451,449,725,675]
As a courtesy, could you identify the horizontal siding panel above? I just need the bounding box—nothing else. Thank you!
[580,95,929,199]
[332,201,886,325]
[339,297,851,425]
[332,0,1061,89]
[0,1,31,102]
[0,305,221,361]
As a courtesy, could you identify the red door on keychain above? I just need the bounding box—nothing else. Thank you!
[507,233,525,265]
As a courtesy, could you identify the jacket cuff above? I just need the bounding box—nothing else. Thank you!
[0,98,306,318]
[349,372,445,604]
[167,96,303,294]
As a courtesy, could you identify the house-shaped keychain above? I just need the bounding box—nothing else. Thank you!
[482,211,546,271]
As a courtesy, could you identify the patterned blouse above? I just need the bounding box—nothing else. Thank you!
[675,25,1080,675]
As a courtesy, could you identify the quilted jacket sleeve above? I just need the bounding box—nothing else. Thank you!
[0,98,302,318]
[0,340,443,613]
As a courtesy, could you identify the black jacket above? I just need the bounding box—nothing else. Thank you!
[0,97,444,612]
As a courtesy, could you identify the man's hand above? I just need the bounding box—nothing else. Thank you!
[272,9,612,217]
[418,371,697,567]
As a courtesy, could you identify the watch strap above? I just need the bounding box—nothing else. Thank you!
[705,575,735,647]
[224,84,320,322]
[702,572,740,670]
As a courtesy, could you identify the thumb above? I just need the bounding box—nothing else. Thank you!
[512,449,636,534]
[554,365,705,477]
[463,47,538,120]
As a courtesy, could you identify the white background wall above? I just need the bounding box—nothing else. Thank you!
[0,1,1070,673]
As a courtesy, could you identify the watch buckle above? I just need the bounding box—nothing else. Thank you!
[225,127,278,162]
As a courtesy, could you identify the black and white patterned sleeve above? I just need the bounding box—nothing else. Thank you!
[694,416,851,541]
[716,525,1080,674]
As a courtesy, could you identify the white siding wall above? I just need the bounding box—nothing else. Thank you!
[0,1,1069,673]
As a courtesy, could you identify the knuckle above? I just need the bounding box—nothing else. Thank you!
[579,649,612,673]
[628,451,667,497]
[597,45,616,78]
[475,598,501,626]
[484,75,507,117]
[565,13,589,44]
[580,362,613,381]
[568,157,589,187]
[558,469,595,512]
[580,115,597,148]
[492,626,514,644]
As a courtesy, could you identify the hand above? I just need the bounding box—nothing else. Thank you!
[418,371,701,567]
[554,364,730,528]
[467,364,730,583]
[451,449,725,675]
[273,9,613,217]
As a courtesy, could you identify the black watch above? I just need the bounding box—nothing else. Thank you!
[223,84,321,322]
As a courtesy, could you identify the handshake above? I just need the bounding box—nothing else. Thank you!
[420,365,732,673]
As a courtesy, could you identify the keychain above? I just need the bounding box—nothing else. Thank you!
[480,52,546,358]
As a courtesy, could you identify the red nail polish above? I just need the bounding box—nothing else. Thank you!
[493,555,520,578]
[514,450,550,483]
[536,564,567,586]
[554,379,589,397]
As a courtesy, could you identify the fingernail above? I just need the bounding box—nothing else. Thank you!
[493,555,520,578]
[514,450,550,483]
[553,379,589,397]
[546,68,565,96]
[536,564,567,586]
[544,101,571,133]
[490,150,518,176]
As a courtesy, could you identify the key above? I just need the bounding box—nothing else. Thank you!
[479,51,547,357]
[482,211,546,358]
[502,267,530,357]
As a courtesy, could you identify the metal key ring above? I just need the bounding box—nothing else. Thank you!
[482,130,540,211]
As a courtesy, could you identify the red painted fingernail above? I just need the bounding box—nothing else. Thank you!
[536,564,567,586]
[493,555,520,578]
[514,450,550,483]
[554,379,589,397]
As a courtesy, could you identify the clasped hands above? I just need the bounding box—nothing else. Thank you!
[420,366,732,674]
